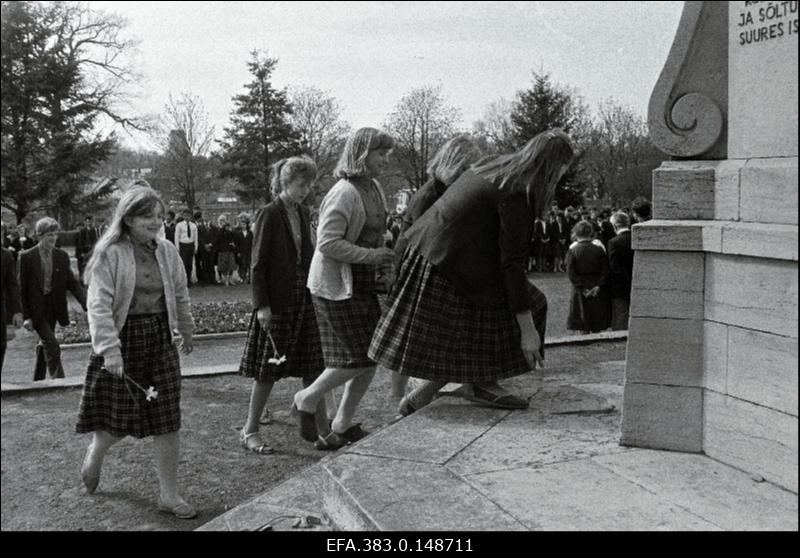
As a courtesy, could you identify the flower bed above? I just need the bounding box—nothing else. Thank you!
[56,301,254,344]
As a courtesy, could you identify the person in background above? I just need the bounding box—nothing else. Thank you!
[164,210,177,244]
[12,224,36,256]
[555,211,569,272]
[566,220,609,334]
[214,214,238,286]
[235,213,254,284]
[238,156,329,453]
[607,211,633,331]
[76,186,196,518]
[293,128,395,448]
[174,208,198,284]
[631,197,652,224]
[76,216,100,280]
[372,129,573,415]
[599,210,616,249]
[1,246,24,374]
[19,217,87,380]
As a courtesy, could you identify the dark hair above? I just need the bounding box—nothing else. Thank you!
[572,220,594,239]
[167,210,176,218]
[84,216,93,221]
[193,211,202,220]
[632,197,652,219]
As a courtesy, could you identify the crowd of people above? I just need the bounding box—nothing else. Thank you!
[0,125,657,520]
[166,209,254,287]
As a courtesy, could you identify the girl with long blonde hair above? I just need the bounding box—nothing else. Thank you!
[370,129,574,414]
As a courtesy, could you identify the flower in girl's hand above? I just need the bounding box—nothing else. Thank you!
[266,332,287,365]
[268,354,287,366]
[145,386,159,401]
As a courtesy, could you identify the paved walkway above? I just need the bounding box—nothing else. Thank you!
[199,360,798,531]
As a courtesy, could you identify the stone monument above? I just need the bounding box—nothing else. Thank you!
[621,0,798,493]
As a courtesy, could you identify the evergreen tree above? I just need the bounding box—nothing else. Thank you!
[510,72,590,209]
[218,51,300,209]
[1,1,137,222]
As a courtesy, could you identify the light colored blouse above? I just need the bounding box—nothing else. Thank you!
[128,237,167,315]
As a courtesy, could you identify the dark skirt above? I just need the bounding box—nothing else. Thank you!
[368,249,548,383]
[239,272,324,382]
[313,263,382,369]
[567,287,610,333]
[76,313,181,438]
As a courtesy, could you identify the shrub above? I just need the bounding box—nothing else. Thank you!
[57,301,254,344]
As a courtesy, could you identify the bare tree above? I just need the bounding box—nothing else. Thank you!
[155,92,215,210]
[472,97,515,154]
[384,85,461,191]
[288,86,351,183]
[578,100,663,204]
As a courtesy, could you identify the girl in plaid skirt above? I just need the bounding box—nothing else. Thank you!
[293,128,395,449]
[238,156,328,453]
[389,135,484,400]
[76,185,197,519]
[369,129,575,414]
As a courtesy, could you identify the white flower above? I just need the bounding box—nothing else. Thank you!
[145,386,159,401]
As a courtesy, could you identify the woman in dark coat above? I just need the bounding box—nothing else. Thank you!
[566,220,610,333]
[370,129,574,413]
[390,134,483,398]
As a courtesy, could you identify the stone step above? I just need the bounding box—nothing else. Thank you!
[317,367,797,531]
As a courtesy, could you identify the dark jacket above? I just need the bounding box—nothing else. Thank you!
[18,246,86,326]
[251,198,314,313]
[234,227,254,256]
[404,170,532,312]
[394,177,447,269]
[215,226,238,253]
[1,247,22,326]
[607,230,633,300]
[76,227,100,257]
[10,235,36,256]
[600,221,616,248]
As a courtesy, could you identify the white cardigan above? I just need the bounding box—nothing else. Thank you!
[87,236,194,358]
[307,178,388,300]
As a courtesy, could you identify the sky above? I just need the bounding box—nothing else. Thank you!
[85,1,685,150]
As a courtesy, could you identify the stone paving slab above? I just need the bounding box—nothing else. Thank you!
[592,450,799,531]
[323,453,527,531]
[465,457,721,531]
[445,412,629,477]
[346,398,509,465]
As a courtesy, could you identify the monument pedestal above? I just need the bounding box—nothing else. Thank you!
[621,1,798,493]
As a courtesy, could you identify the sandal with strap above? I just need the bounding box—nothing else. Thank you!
[314,431,347,451]
[463,384,528,410]
[240,429,274,455]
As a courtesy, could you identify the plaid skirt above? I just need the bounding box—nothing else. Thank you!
[368,249,548,383]
[313,263,382,369]
[76,313,181,438]
[239,272,324,382]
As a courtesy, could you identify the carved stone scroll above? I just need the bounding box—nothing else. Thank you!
[648,1,728,160]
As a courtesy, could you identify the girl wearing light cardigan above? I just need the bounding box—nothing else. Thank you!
[293,128,395,449]
[76,186,197,519]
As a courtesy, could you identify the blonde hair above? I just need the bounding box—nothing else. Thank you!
[217,213,229,225]
[471,129,574,219]
[270,156,318,199]
[84,186,165,283]
[35,217,60,237]
[427,135,483,186]
[333,127,395,179]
